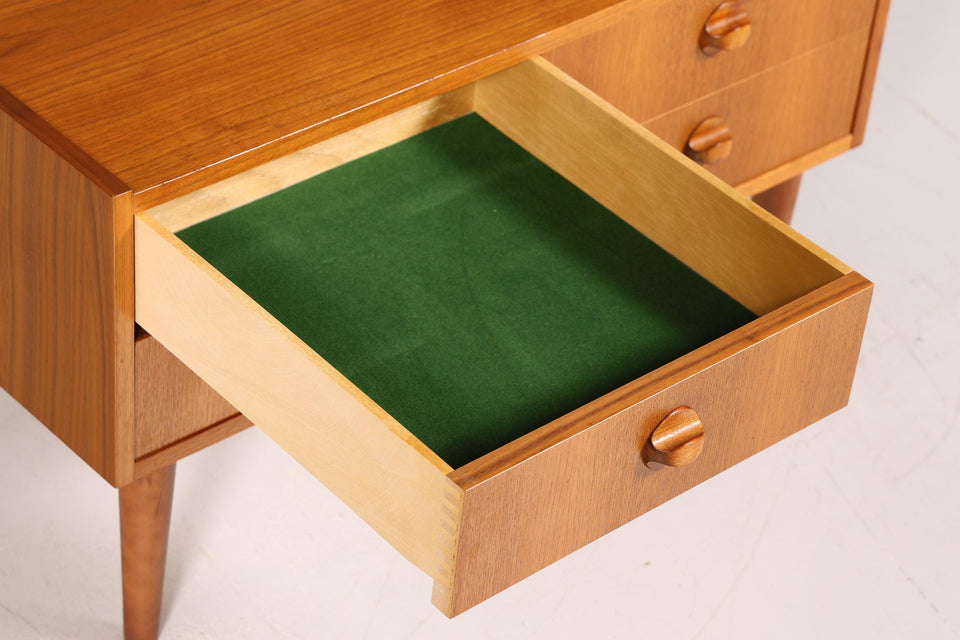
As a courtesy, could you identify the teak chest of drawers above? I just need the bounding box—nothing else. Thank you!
[0,1,889,637]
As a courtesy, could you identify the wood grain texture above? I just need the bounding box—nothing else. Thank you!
[735,134,851,196]
[641,406,704,468]
[753,174,803,225]
[134,414,252,481]
[476,58,847,316]
[544,0,876,122]
[643,30,871,187]
[684,115,734,165]
[431,484,466,612]
[0,95,134,486]
[0,0,642,211]
[699,1,752,56]
[852,0,892,145]
[150,87,476,233]
[119,463,175,640]
[439,273,873,616]
[135,333,240,457]
[134,213,460,579]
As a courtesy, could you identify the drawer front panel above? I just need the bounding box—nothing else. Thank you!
[442,273,872,615]
[642,30,870,187]
[544,0,877,123]
[134,333,241,457]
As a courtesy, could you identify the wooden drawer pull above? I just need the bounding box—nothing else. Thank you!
[642,407,705,469]
[684,115,733,165]
[700,1,752,56]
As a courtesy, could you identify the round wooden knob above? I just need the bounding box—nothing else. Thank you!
[699,1,752,56]
[642,407,704,469]
[684,115,732,165]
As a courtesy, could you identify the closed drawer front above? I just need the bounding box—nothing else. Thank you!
[644,29,870,187]
[134,59,871,616]
[134,332,242,458]
[544,0,877,122]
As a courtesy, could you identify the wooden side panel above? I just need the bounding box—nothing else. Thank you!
[475,58,846,316]
[134,213,459,580]
[135,333,241,457]
[852,0,892,145]
[642,30,870,187]
[544,0,877,123]
[0,97,133,486]
[439,273,873,616]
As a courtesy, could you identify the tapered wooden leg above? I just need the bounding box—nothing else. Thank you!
[753,174,803,225]
[119,464,176,640]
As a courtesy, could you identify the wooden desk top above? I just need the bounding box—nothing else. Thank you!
[0,0,633,209]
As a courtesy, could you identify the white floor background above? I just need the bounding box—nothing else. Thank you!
[2,2,959,638]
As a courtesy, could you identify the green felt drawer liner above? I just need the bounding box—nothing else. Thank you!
[177,114,756,469]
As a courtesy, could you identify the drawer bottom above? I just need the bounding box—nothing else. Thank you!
[175,114,756,469]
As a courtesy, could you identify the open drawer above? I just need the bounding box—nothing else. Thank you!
[134,58,872,616]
